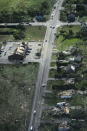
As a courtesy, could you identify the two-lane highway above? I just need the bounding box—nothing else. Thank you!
[28,0,64,131]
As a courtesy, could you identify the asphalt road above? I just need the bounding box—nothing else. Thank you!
[28,0,64,131]
[0,22,48,27]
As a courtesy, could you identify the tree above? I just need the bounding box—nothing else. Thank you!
[13,30,25,40]
[68,29,74,38]
[80,23,87,39]
[17,24,25,30]
[60,10,67,22]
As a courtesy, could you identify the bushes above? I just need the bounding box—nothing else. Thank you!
[61,0,87,22]
[13,30,25,40]
[0,0,56,23]
[60,10,67,22]
[70,109,87,119]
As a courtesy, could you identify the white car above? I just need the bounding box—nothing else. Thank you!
[30,126,33,131]
[33,110,36,115]
[42,83,46,87]
[56,102,66,107]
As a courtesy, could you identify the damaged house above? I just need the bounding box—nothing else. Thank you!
[8,42,29,61]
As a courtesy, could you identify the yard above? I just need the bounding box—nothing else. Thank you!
[0,63,39,131]
[61,0,87,22]
[46,24,87,115]
[80,16,87,22]
[39,124,56,131]
[53,25,87,82]
[55,25,82,51]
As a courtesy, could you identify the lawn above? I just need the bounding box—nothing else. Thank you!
[79,16,87,22]
[51,54,57,60]
[44,91,87,108]
[0,35,14,41]
[50,62,56,67]
[55,25,82,51]
[0,27,15,42]
[0,63,39,131]
[0,26,46,42]
[39,124,56,131]
[24,26,46,41]
[49,69,57,78]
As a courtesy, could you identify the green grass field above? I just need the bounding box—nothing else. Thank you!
[24,26,46,41]
[0,63,39,131]
[55,25,82,51]
[79,16,87,22]
[0,0,50,12]
[0,26,46,42]
[0,35,14,41]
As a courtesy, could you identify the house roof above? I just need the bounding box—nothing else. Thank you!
[59,90,74,99]
[14,42,28,56]
[69,47,77,54]
[65,65,75,73]
[8,42,28,61]
[58,127,70,131]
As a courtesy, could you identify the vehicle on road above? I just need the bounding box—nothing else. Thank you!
[42,83,46,87]
[28,48,32,50]
[54,6,56,9]
[30,126,33,131]
[50,26,55,29]
[29,23,32,26]
[52,26,55,29]
[5,23,7,26]
[26,22,29,24]
[33,110,36,115]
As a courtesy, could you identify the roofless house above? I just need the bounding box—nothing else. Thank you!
[8,42,28,61]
